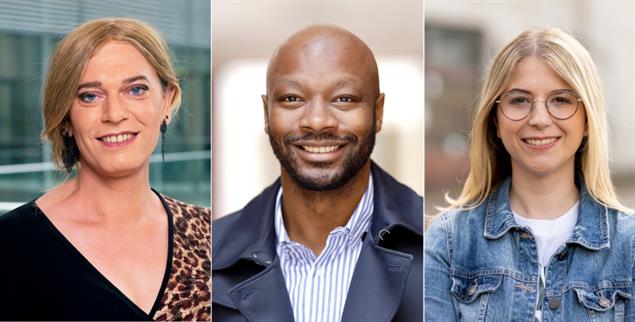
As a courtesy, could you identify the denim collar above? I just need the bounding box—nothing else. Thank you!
[484,177,609,251]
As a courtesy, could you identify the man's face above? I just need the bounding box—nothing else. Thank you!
[264,31,383,191]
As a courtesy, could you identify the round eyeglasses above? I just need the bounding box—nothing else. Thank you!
[496,90,582,121]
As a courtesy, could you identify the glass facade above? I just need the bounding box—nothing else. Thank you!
[0,0,210,213]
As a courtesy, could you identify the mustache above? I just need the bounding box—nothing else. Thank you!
[285,132,358,144]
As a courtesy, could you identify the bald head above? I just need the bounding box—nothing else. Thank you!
[266,25,380,97]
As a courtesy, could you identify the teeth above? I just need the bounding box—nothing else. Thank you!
[525,138,557,146]
[102,133,133,143]
[303,145,339,153]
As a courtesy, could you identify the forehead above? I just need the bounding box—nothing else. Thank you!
[505,56,572,92]
[82,40,155,80]
[268,35,376,91]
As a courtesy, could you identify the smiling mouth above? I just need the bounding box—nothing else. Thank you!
[301,145,341,153]
[98,133,137,144]
[523,137,559,147]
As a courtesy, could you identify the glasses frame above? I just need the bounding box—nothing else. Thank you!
[496,89,582,121]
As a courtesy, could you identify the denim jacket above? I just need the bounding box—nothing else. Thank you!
[425,178,635,322]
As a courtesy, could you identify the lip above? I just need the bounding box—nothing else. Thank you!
[521,136,560,150]
[292,141,348,163]
[97,131,139,148]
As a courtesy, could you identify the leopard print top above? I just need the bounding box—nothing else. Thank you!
[153,196,211,321]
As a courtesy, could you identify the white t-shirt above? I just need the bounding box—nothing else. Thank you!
[513,201,579,322]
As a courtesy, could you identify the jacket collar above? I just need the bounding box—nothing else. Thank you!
[213,161,423,270]
[484,177,609,250]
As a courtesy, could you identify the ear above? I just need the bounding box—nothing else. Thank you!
[374,93,385,133]
[262,94,270,135]
[162,85,177,125]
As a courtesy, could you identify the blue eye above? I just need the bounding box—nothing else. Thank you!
[79,93,97,103]
[130,85,148,96]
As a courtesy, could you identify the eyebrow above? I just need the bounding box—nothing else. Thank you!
[506,88,573,95]
[76,75,150,91]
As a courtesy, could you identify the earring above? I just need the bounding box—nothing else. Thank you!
[160,117,167,162]
[62,130,79,174]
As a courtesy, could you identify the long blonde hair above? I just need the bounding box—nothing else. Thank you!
[42,17,182,170]
[444,27,632,214]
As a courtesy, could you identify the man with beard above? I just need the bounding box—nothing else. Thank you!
[213,25,422,322]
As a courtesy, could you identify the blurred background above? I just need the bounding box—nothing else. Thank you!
[213,0,423,218]
[425,0,635,215]
[0,0,210,214]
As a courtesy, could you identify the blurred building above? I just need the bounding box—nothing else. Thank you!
[425,0,635,214]
[212,0,424,218]
[0,0,210,213]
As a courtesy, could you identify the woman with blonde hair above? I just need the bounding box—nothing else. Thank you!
[0,18,210,320]
[425,27,635,321]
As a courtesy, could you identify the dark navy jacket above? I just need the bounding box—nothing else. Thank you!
[213,163,423,322]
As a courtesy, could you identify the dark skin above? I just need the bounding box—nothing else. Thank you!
[263,26,384,255]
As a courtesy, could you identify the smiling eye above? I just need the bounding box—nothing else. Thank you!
[282,95,301,103]
[129,85,148,96]
[334,96,355,103]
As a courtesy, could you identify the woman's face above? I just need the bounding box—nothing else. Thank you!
[69,40,174,178]
[496,56,587,179]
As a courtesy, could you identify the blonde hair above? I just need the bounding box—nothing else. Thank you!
[42,17,181,170]
[444,27,632,214]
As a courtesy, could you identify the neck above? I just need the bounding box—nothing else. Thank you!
[66,163,158,225]
[509,165,579,220]
[280,161,372,255]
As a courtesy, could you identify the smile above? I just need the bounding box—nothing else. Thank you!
[301,145,340,153]
[523,137,559,147]
[97,132,138,147]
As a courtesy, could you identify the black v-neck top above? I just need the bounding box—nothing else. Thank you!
[0,192,211,321]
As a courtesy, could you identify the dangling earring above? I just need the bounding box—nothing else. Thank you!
[62,129,79,174]
[160,117,168,162]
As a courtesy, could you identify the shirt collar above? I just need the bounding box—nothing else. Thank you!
[274,175,374,249]
[484,177,609,250]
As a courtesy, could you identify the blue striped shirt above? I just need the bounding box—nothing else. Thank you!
[274,175,374,322]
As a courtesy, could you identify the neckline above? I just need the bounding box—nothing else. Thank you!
[30,188,174,319]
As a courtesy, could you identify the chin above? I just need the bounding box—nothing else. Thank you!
[89,159,148,178]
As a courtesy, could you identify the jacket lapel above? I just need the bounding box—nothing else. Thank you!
[340,232,413,322]
[228,257,295,322]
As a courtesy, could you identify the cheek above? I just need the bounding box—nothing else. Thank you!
[268,108,300,136]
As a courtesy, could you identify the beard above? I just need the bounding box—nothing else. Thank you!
[268,116,376,191]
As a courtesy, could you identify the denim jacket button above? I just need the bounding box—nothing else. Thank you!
[467,281,478,296]
[599,297,611,308]
[548,298,561,309]
[558,251,567,260]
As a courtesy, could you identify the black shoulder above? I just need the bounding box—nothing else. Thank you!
[0,202,39,236]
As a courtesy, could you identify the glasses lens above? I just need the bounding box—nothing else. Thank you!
[547,91,579,119]
[500,92,532,120]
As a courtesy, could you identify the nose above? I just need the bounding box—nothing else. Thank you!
[298,98,338,133]
[101,95,129,123]
[527,99,553,129]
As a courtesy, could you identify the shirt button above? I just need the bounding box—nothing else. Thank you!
[548,298,561,310]
[599,297,611,308]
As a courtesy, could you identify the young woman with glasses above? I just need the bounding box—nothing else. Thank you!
[425,27,634,321]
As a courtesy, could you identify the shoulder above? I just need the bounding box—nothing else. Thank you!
[0,202,39,238]
[212,180,280,248]
[371,163,422,203]
[610,208,635,239]
[160,195,210,247]
[161,195,210,228]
